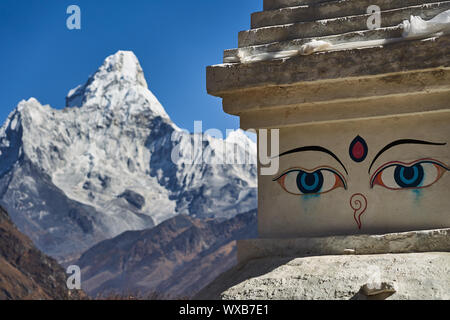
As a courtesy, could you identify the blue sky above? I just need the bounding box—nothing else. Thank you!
[0,0,261,133]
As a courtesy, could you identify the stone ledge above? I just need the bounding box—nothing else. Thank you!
[239,93,450,129]
[195,252,450,300]
[264,0,341,11]
[253,0,442,29]
[237,228,450,263]
[207,35,450,96]
[222,67,450,114]
[239,2,450,47]
[224,26,403,63]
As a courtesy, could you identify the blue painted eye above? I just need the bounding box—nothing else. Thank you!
[275,167,346,196]
[371,159,449,190]
[394,164,424,188]
[297,171,324,194]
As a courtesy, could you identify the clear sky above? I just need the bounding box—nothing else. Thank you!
[0,0,261,133]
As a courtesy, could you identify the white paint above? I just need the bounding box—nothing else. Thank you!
[402,9,450,38]
[299,39,332,55]
[236,10,450,64]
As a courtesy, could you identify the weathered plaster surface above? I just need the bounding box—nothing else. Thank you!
[196,252,450,300]
[237,228,450,263]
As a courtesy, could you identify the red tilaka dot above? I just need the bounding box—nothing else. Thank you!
[349,136,368,163]
[352,141,365,159]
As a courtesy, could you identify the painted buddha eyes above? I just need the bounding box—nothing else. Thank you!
[370,159,449,190]
[275,159,448,196]
[275,139,448,198]
[274,167,347,196]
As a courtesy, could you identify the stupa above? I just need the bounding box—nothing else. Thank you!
[197,0,450,300]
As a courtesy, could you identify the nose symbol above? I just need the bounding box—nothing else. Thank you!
[350,193,368,229]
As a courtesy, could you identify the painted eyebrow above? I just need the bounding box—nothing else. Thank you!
[368,139,447,173]
[278,146,348,175]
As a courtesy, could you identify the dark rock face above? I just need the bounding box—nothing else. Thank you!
[0,206,85,300]
[119,190,146,210]
[77,210,257,298]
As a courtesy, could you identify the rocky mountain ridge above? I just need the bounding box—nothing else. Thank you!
[0,51,257,259]
[0,206,84,300]
[77,209,257,298]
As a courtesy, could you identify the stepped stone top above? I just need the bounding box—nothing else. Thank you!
[207,0,450,129]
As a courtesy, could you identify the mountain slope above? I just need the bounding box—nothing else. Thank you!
[77,210,257,298]
[0,206,84,300]
[0,51,257,259]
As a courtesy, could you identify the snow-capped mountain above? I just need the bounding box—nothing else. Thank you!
[0,51,257,259]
